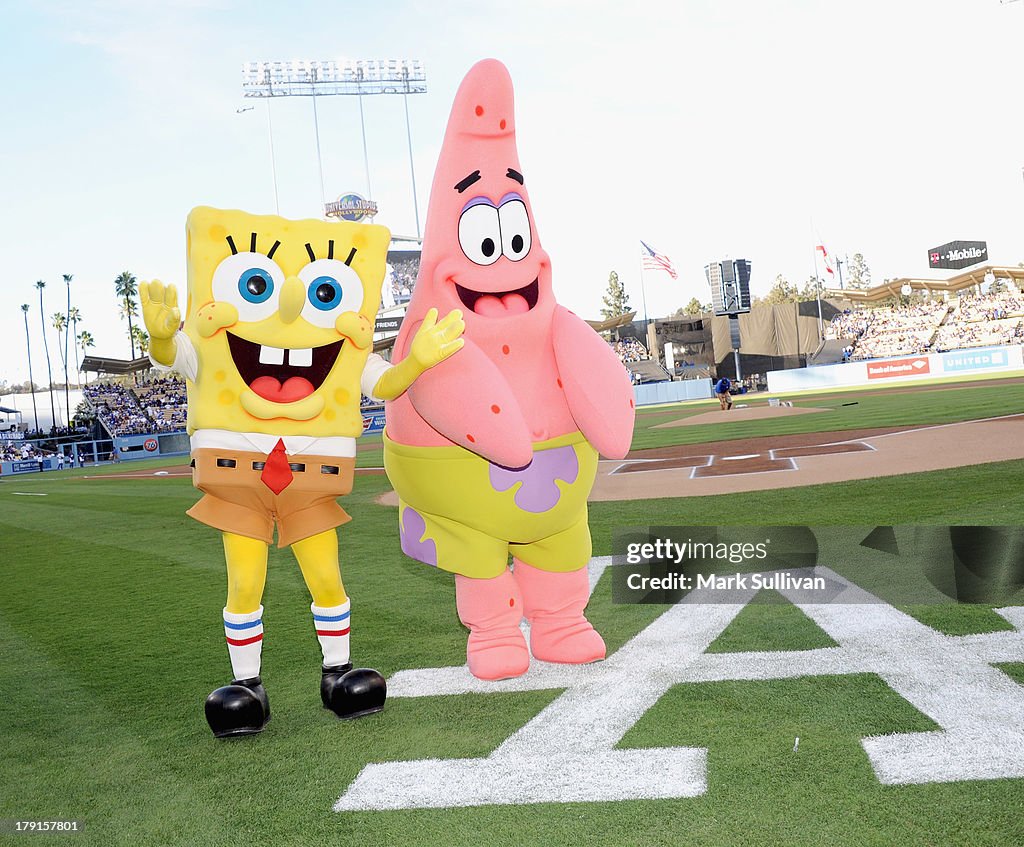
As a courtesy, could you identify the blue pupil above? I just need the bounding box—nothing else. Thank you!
[308,276,342,311]
[239,269,273,303]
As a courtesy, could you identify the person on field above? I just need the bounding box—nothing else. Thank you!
[715,377,733,411]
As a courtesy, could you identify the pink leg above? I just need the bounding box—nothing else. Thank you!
[514,559,606,664]
[455,569,529,680]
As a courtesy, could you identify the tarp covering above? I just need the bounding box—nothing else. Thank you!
[710,301,844,359]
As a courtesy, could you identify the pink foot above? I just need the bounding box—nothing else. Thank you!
[514,559,606,664]
[455,571,529,680]
[530,616,606,664]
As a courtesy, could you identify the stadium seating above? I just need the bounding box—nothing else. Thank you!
[84,377,188,436]
[826,287,1024,360]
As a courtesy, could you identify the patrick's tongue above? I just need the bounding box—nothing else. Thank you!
[473,292,530,317]
[250,376,316,403]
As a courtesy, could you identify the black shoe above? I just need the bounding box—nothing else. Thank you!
[204,676,271,738]
[320,663,387,720]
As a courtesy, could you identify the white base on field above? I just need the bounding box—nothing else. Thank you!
[335,558,1024,811]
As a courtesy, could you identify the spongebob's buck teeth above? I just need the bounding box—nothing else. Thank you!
[257,345,313,367]
[289,348,313,367]
[258,345,285,366]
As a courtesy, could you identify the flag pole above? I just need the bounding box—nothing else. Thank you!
[638,251,652,361]
[639,260,650,326]
[811,244,824,342]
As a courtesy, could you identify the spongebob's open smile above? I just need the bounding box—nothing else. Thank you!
[227,332,343,404]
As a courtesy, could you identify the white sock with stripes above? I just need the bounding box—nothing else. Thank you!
[311,600,351,668]
[223,606,264,681]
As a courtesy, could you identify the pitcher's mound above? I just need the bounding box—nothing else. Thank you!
[654,405,830,429]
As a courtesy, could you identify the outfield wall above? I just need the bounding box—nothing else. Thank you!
[767,345,1024,393]
[634,379,713,406]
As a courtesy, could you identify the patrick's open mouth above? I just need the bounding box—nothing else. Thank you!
[454,278,538,316]
[227,332,343,404]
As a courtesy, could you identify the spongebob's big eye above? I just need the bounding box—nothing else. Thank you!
[458,200,501,266]
[309,277,342,311]
[298,259,364,328]
[240,269,274,303]
[212,252,284,321]
[498,197,531,262]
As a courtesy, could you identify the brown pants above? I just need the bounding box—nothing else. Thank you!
[188,448,356,547]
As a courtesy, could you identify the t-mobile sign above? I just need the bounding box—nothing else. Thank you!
[928,240,987,271]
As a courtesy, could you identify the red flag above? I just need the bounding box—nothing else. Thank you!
[816,244,835,277]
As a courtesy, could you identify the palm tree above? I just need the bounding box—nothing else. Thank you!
[114,271,138,359]
[20,304,39,431]
[78,331,95,385]
[68,306,82,380]
[63,274,73,419]
[131,326,150,356]
[52,313,67,370]
[35,280,57,429]
[52,312,69,427]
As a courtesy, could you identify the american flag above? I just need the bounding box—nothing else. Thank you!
[640,240,678,279]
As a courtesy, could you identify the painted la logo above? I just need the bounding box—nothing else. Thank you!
[335,558,1024,810]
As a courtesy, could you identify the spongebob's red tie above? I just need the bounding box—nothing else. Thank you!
[260,438,293,494]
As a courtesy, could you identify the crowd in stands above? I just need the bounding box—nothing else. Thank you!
[134,376,188,432]
[84,378,188,436]
[610,338,648,363]
[85,383,156,435]
[22,424,88,440]
[386,256,420,304]
[826,286,1024,360]
[953,291,1024,323]
[0,440,57,464]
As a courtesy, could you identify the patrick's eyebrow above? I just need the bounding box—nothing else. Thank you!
[506,168,524,185]
[454,170,482,193]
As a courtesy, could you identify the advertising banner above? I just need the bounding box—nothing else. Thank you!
[928,240,988,271]
[767,345,1023,392]
[362,409,386,434]
[375,316,403,333]
[866,357,931,380]
[941,346,1009,373]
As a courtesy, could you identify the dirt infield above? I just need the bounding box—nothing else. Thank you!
[653,405,830,429]
[592,413,1024,501]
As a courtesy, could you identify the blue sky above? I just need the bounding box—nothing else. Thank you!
[2,0,1022,385]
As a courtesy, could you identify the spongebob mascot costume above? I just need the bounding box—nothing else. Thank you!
[141,207,463,737]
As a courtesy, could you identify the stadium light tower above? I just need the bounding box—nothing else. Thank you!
[242,58,427,234]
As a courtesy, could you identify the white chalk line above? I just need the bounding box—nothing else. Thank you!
[335,557,1024,810]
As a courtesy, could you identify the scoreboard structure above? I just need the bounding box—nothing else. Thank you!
[705,259,752,316]
[705,258,752,381]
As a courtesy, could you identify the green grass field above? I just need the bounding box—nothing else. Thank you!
[2,379,1023,846]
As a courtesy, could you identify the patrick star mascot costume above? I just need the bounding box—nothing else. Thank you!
[384,59,635,680]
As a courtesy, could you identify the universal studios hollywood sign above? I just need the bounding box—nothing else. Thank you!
[325,193,378,222]
[928,240,987,271]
